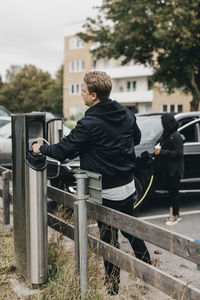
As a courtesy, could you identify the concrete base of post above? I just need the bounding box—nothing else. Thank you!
[3,224,11,233]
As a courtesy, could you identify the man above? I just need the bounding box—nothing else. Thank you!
[154,114,184,226]
[32,71,151,295]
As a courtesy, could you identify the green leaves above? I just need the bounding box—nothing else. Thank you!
[79,0,200,110]
[0,64,63,114]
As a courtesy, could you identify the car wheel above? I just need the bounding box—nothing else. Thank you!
[133,176,144,212]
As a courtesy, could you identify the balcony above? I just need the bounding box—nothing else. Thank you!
[95,65,153,79]
[110,90,153,104]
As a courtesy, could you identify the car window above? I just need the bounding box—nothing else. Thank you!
[0,119,10,128]
[0,122,11,138]
[136,116,162,142]
[179,121,200,143]
[177,117,197,128]
[0,108,10,117]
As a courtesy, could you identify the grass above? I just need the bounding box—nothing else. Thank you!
[0,222,109,300]
[0,211,150,300]
[0,224,17,299]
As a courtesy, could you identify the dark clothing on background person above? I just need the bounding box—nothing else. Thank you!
[156,114,184,218]
[167,171,181,216]
[98,194,151,295]
[39,98,150,294]
[157,131,184,179]
[40,99,141,189]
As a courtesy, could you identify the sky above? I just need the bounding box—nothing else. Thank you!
[0,0,102,80]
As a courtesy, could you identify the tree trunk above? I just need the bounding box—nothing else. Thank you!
[190,72,200,111]
[190,94,200,111]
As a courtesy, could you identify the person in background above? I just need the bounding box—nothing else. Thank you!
[154,114,184,225]
[32,71,151,296]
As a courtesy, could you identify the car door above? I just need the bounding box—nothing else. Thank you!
[0,121,12,167]
[178,119,200,190]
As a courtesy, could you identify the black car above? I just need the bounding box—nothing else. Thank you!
[133,112,200,208]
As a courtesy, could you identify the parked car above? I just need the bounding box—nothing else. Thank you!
[1,111,200,206]
[0,106,11,117]
[0,114,71,168]
[0,117,12,167]
[133,112,200,208]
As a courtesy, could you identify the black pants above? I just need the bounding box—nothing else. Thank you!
[167,171,181,216]
[98,194,151,294]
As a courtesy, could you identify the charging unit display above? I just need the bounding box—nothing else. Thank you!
[12,113,48,286]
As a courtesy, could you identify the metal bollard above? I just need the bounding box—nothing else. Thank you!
[74,173,88,298]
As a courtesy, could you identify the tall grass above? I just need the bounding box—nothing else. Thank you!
[37,231,109,300]
[0,222,109,300]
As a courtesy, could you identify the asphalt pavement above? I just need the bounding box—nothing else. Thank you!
[136,194,200,290]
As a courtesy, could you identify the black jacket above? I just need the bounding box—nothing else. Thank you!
[157,115,184,178]
[40,99,141,189]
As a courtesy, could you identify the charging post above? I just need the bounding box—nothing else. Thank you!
[12,113,48,287]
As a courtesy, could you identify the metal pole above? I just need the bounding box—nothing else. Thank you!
[2,170,10,232]
[74,201,80,273]
[74,173,88,298]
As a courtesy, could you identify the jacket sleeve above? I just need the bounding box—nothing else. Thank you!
[40,119,89,161]
[133,117,141,146]
[159,133,183,159]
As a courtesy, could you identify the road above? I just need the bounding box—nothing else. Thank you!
[135,194,200,290]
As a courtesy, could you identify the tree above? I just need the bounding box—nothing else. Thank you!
[0,64,55,113]
[42,65,63,116]
[0,75,3,91]
[79,0,200,111]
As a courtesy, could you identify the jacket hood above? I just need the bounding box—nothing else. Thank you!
[161,114,178,136]
[85,99,130,124]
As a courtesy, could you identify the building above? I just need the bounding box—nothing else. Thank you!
[63,21,192,118]
[94,58,153,114]
[153,85,192,113]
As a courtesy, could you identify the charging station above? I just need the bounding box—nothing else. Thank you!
[12,113,48,286]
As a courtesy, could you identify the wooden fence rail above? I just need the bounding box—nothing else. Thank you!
[1,166,200,300]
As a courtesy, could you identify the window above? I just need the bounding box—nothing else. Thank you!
[177,117,196,128]
[69,37,85,50]
[76,84,79,94]
[161,104,183,113]
[69,60,85,72]
[70,83,82,95]
[126,81,136,91]
[148,79,153,90]
[170,104,175,113]
[180,123,197,143]
[163,105,167,112]
[178,105,183,113]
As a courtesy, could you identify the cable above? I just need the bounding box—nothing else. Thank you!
[134,175,154,209]
[35,137,50,145]
[133,156,155,209]
[35,137,154,209]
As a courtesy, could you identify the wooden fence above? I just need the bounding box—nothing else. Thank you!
[1,165,200,300]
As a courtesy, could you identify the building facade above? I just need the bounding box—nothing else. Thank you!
[63,22,192,118]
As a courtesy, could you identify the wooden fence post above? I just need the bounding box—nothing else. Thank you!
[2,170,10,232]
